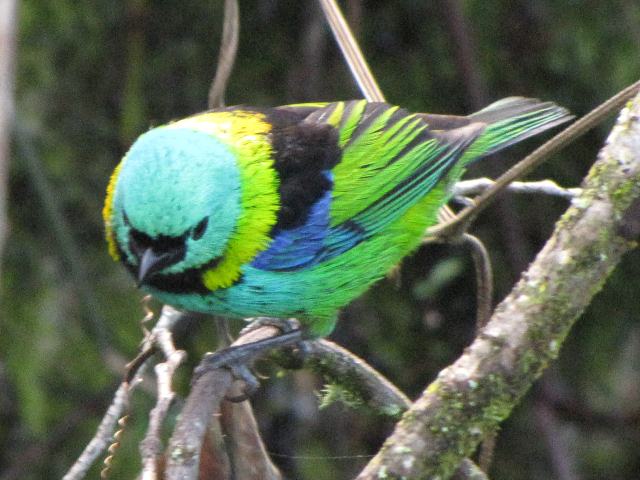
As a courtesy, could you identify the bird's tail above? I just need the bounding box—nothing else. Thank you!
[466,96,573,158]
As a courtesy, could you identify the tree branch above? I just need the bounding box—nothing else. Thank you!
[140,308,187,479]
[163,325,412,478]
[280,339,412,417]
[356,92,640,479]
[164,325,280,479]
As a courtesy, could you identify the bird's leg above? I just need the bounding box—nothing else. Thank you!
[194,318,306,401]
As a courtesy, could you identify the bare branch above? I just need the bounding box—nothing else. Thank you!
[165,325,281,479]
[166,327,490,479]
[0,0,17,278]
[64,306,189,480]
[356,91,640,480]
[208,0,239,109]
[218,400,283,480]
[462,233,493,331]
[318,0,383,102]
[140,307,187,479]
[453,178,581,200]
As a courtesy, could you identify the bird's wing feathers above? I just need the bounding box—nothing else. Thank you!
[251,101,484,271]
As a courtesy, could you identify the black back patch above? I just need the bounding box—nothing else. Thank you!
[268,111,342,230]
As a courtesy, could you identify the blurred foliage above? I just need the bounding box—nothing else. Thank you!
[1,0,639,479]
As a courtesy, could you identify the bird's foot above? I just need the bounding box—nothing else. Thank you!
[194,321,306,401]
[242,317,311,368]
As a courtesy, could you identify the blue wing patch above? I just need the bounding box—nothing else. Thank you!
[251,185,334,271]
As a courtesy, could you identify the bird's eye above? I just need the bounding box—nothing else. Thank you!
[192,218,209,240]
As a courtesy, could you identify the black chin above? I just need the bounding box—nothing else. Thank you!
[139,254,223,294]
[137,247,183,285]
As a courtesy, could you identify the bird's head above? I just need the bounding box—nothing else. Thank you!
[106,126,241,285]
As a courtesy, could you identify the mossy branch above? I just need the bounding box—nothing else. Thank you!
[273,339,411,418]
[356,92,640,480]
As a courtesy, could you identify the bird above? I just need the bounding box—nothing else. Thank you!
[104,98,571,340]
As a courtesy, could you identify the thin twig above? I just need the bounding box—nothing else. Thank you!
[429,79,640,241]
[166,328,410,478]
[62,307,182,479]
[453,178,581,201]
[463,233,493,330]
[140,306,187,480]
[318,0,383,102]
[62,379,143,480]
[289,342,490,478]
[0,0,17,273]
[208,0,239,109]
[318,0,461,229]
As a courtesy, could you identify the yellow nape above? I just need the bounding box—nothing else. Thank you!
[103,161,124,261]
[170,111,281,291]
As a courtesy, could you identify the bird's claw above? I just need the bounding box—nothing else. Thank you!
[242,317,311,369]
[194,350,260,402]
[193,323,306,401]
[224,363,260,402]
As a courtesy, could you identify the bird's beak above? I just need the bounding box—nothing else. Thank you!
[137,248,174,286]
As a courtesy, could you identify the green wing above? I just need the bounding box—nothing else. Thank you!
[268,98,570,267]
[304,101,484,258]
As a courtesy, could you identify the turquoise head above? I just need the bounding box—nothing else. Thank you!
[107,126,241,283]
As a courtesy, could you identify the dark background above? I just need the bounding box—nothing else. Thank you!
[1,1,639,478]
